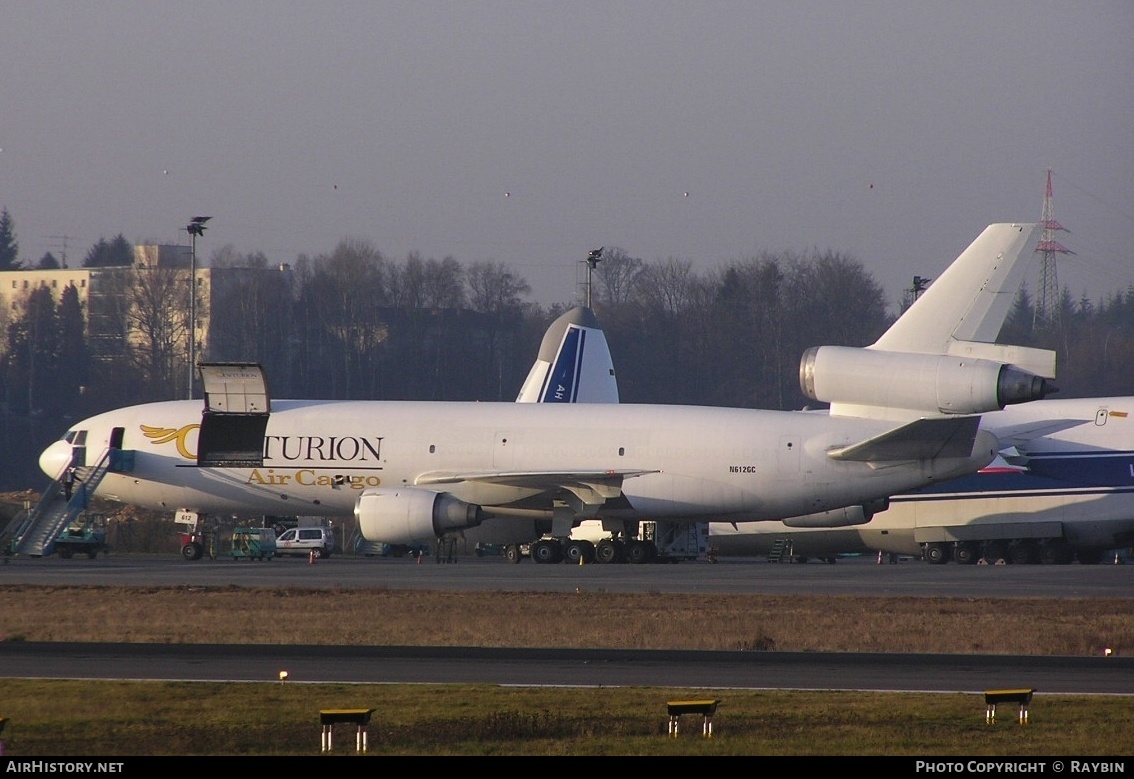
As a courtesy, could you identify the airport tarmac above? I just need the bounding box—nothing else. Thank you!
[2,552,1131,598]
[2,640,1131,694]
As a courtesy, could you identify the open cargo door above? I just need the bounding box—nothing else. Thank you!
[196,362,271,467]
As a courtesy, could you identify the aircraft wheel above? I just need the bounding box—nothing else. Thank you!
[563,540,595,564]
[1040,540,1073,565]
[923,542,951,565]
[563,541,584,564]
[504,544,522,564]
[181,542,204,561]
[981,541,1008,564]
[530,539,562,564]
[954,542,979,565]
[87,550,99,560]
[1009,540,1040,565]
[595,539,619,564]
[625,540,653,564]
[58,548,74,560]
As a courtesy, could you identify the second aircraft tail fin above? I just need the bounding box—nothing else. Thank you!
[516,307,619,404]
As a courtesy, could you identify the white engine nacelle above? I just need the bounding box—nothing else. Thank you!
[355,487,486,546]
[799,346,1054,415]
[781,498,888,529]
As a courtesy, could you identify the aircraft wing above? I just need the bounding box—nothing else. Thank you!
[415,469,658,505]
[417,469,655,489]
[828,416,982,462]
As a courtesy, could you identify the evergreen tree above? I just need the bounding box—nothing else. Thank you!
[55,283,90,414]
[82,234,134,267]
[36,252,61,270]
[1,286,58,414]
[0,207,20,270]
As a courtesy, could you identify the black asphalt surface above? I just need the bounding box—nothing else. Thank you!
[3,550,1132,597]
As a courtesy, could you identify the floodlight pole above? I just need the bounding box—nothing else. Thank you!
[585,247,603,309]
[188,229,197,400]
[185,216,211,399]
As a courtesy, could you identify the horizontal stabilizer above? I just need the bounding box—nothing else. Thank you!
[828,415,981,462]
[945,341,1056,380]
[987,417,1089,449]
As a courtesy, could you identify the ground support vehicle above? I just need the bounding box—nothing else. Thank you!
[274,526,336,558]
[230,527,276,560]
[52,524,109,560]
[175,511,222,561]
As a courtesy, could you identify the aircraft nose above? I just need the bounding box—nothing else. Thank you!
[39,440,73,480]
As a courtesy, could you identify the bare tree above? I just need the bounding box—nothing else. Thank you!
[301,240,389,398]
[422,256,465,309]
[466,261,530,316]
[125,267,190,400]
[632,257,698,317]
[387,253,466,310]
[593,247,644,305]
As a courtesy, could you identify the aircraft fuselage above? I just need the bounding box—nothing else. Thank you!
[42,399,995,524]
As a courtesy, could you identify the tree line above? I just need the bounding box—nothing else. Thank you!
[3,206,1134,488]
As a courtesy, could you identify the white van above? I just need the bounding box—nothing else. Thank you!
[275,527,336,558]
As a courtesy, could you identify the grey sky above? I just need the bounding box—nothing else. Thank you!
[2,2,1131,312]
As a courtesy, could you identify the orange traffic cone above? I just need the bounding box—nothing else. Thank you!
[308,550,316,564]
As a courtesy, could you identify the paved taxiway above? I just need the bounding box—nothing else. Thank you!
[1,641,1132,694]
[3,551,1132,597]
[3,554,1131,694]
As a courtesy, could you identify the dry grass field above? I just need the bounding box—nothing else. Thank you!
[1,584,1131,655]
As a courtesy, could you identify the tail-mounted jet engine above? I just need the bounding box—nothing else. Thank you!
[799,346,1056,416]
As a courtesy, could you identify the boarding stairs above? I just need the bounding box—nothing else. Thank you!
[1,449,115,558]
[767,538,791,563]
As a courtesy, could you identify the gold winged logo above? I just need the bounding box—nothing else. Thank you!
[140,424,200,460]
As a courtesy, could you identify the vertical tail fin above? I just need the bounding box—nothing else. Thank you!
[516,307,619,403]
[872,223,1042,355]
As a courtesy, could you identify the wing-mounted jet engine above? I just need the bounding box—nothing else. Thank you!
[354,488,490,544]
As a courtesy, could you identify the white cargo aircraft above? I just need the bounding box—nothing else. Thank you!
[708,394,1134,565]
[508,233,1134,567]
[39,224,1054,561]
